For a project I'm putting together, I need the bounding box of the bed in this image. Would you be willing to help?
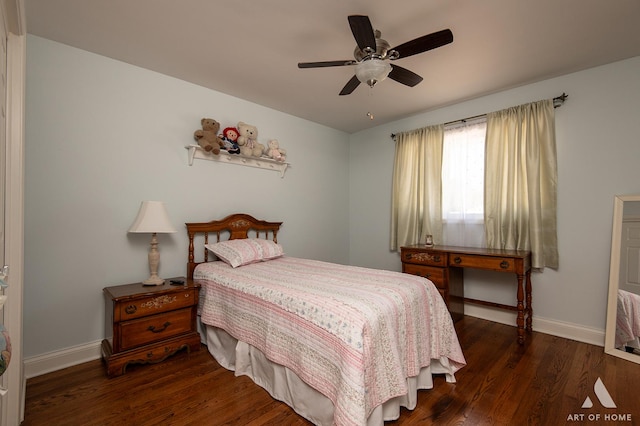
[186,213,466,426]
[616,289,640,352]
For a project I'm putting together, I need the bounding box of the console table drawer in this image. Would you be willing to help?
[119,307,193,351]
[449,254,516,272]
[402,250,446,267]
[402,264,446,288]
[401,246,464,322]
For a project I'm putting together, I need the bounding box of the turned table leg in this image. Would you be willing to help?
[525,270,532,332]
[516,273,525,345]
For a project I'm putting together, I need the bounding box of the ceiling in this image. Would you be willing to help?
[25,0,640,133]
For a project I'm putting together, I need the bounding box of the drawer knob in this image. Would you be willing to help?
[148,321,171,333]
[125,305,137,315]
[453,257,462,264]
[500,261,509,269]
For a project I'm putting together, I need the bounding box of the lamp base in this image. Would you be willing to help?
[142,274,166,286]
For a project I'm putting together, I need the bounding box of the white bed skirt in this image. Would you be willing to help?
[203,323,457,426]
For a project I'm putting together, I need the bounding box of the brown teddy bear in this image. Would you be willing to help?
[193,118,223,154]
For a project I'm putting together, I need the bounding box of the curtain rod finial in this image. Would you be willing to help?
[553,92,568,107]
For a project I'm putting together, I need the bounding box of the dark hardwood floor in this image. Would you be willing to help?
[22,316,640,425]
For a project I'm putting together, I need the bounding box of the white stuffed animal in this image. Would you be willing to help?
[265,139,286,162]
[236,121,264,157]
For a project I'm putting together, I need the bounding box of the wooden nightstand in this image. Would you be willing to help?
[101,277,201,377]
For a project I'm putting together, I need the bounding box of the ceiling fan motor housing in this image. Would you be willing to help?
[353,31,398,62]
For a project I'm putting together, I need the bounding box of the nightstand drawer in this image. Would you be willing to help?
[401,249,446,267]
[449,254,516,272]
[119,289,196,320]
[403,264,446,288]
[119,307,193,351]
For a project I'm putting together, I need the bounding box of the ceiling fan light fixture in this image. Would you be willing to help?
[355,59,392,88]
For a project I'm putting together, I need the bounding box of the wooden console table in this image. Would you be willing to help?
[401,245,532,344]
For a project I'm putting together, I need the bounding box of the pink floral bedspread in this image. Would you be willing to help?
[616,289,640,349]
[196,257,466,426]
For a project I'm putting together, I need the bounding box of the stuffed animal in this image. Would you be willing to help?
[218,127,240,154]
[193,118,223,155]
[236,121,264,157]
[265,139,286,162]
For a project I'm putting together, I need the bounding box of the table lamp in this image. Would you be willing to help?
[128,201,177,285]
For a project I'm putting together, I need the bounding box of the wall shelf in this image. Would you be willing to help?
[185,144,290,177]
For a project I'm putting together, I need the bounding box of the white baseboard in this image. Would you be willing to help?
[24,340,102,379]
[23,308,606,379]
[464,304,605,347]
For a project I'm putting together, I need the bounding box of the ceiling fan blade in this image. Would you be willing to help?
[388,64,423,87]
[339,75,361,96]
[390,29,453,59]
[348,15,376,52]
[298,60,356,68]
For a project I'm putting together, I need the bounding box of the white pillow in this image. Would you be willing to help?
[205,238,284,268]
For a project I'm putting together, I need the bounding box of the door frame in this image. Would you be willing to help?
[0,0,25,424]
[619,218,640,294]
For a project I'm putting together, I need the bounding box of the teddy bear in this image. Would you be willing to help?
[236,121,265,157]
[265,139,286,162]
[218,127,240,154]
[193,118,223,155]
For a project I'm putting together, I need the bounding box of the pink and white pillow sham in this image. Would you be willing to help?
[205,238,283,268]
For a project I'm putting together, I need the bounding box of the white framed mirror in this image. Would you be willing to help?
[604,194,640,364]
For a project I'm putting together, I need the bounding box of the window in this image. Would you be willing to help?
[391,99,558,268]
[441,119,486,247]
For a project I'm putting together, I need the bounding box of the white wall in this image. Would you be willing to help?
[25,32,640,363]
[349,56,640,340]
[24,35,350,358]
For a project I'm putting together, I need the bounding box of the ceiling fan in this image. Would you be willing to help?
[298,15,453,95]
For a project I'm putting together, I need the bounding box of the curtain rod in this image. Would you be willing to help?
[390,92,568,141]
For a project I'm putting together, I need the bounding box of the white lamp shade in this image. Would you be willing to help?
[128,201,177,234]
[355,59,392,87]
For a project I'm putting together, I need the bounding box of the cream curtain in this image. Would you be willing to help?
[484,99,559,269]
[390,125,444,250]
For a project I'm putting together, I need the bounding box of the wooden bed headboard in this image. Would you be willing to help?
[185,213,282,279]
